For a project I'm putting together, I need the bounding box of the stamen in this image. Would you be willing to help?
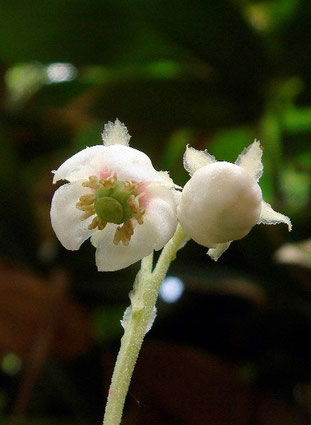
[79,194,95,204]
[102,175,116,189]
[113,220,134,246]
[127,195,145,225]
[124,181,139,192]
[80,210,95,220]
[82,176,101,190]
[88,216,107,230]
[88,216,99,229]
[98,221,107,230]
[77,175,146,240]
[76,203,95,211]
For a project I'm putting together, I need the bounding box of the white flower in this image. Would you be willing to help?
[177,141,292,261]
[50,119,178,271]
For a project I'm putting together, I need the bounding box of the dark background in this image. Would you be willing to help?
[0,1,310,424]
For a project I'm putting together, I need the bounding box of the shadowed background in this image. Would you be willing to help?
[0,1,311,424]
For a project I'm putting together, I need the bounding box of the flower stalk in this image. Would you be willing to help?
[103,224,188,425]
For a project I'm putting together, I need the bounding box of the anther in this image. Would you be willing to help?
[113,220,134,246]
[102,176,116,189]
[80,210,95,220]
[77,175,146,240]
[79,194,95,204]
[76,203,95,212]
[127,196,145,225]
[82,176,101,190]
[124,181,139,192]
[88,216,107,230]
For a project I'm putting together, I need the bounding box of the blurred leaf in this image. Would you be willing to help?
[0,0,134,65]
[280,0,311,79]
[27,80,92,111]
[260,110,282,165]
[92,78,250,136]
[92,306,124,343]
[281,165,311,210]
[161,128,193,169]
[259,109,283,202]
[284,107,311,133]
[0,1,185,67]
[81,61,185,85]
[138,0,267,91]
[5,63,47,106]
[244,0,300,33]
[257,160,275,204]
[73,121,103,151]
[268,0,301,30]
[208,127,254,162]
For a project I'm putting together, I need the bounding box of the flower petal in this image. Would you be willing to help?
[207,241,231,261]
[235,139,263,181]
[94,184,177,271]
[53,145,161,184]
[258,200,292,231]
[102,145,162,182]
[101,118,131,147]
[183,145,216,176]
[50,181,96,250]
[53,146,106,183]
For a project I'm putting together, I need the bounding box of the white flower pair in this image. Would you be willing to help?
[50,119,291,271]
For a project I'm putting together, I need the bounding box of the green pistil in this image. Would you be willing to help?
[94,180,137,225]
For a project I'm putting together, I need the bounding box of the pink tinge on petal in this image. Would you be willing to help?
[99,167,116,179]
[136,182,151,209]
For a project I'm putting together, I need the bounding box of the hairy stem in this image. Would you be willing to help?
[103,224,188,425]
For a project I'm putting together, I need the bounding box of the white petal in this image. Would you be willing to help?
[183,145,216,176]
[258,200,292,231]
[207,241,231,261]
[94,184,177,271]
[50,181,96,250]
[53,145,106,183]
[102,145,162,182]
[53,145,161,184]
[235,139,263,181]
[178,162,262,247]
[101,119,131,147]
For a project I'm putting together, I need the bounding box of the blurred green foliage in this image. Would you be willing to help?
[0,0,311,423]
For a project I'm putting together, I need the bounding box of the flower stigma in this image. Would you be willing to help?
[76,175,146,246]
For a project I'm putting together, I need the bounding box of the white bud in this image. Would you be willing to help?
[177,161,262,247]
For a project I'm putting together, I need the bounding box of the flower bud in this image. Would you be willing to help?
[177,161,262,247]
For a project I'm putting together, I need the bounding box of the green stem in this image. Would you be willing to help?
[103,224,188,425]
